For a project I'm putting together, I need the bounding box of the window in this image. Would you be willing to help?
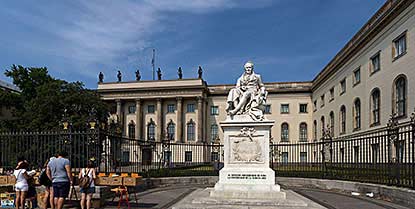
[340,106,346,135]
[300,152,307,163]
[167,121,175,140]
[340,79,346,95]
[187,119,195,141]
[313,100,317,112]
[147,119,155,141]
[264,105,271,114]
[281,104,289,114]
[299,104,308,113]
[282,152,288,163]
[164,151,171,165]
[353,68,361,86]
[320,95,325,107]
[313,120,317,141]
[281,123,289,142]
[185,151,192,162]
[320,116,325,138]
[210,106,219,115]
[187,103,195,113]
[394,76,407,117]
[393,32,407,59]
[299,123,308,142]
[167,104,175,113]
[329,87,334,101]
[371,89,380,126]
[147,105,155,113]
[128,105,136,114]
[329,111,334,137]
[370,52,381,74]
[211,124,218,142]
[128,122,135,139]
[353,98,361,131]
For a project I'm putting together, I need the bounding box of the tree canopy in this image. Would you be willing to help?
[0,65,109,131]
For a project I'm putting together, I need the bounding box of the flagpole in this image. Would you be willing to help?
[152,49,155,80]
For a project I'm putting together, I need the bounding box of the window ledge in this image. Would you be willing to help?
[370,122,381,127]
[340,91,345,96]
[393,51,407,62]
[353,81,360,87]
[353,128,361,132]
[370,69,380,76]
[299,112,308,114]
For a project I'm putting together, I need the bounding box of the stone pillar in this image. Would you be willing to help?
[197,96,204,142]
[135,99,142,140]
[116,99,122,123]
[176,97,183,142]
[156,98,163,141]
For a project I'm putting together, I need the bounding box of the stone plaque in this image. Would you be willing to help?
[229,134,263,163]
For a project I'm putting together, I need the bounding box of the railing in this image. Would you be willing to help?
[0,114,414,189]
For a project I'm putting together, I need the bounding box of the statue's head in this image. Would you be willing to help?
[244,61,254,75]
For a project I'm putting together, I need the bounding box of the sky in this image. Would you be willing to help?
[0,0,386,89]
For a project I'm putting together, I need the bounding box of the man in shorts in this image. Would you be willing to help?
[47,151,72,209]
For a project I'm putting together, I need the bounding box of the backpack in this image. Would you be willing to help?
[39,169,52,187]
[79,169,92,189]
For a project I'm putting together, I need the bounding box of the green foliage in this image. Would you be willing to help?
[1,65,109,131]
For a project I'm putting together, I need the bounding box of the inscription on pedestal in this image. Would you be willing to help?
[229,127,264,164]
[227,173,266,180]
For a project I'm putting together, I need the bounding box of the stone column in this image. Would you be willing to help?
[176,97,183,143]
[135,99,142,140]
[197,96,204,142]
[116,99,122,123]
[156,98,163,142]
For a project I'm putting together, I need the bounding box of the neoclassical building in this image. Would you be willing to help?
[98,0,415,144]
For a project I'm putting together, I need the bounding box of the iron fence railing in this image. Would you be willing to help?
[0,114,414,189]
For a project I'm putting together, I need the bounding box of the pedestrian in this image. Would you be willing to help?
[39,159,54,209]
[46,151,72,209]
[78,160,97,209]
[14,159,31,209]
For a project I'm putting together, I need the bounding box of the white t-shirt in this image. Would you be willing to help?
[81,168,95,187]
[13,169,28,186]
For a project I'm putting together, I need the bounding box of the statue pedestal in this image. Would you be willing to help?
[210,115,285,199]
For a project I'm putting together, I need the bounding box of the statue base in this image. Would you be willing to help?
[210,115,285,200]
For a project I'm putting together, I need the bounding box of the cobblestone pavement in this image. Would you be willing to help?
[65,185,411,209]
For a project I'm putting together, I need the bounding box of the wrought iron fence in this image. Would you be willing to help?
[0,114,414,189]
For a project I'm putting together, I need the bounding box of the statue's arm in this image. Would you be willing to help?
[257,75,266,95]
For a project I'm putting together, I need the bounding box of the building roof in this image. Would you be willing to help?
[0,80,20,92]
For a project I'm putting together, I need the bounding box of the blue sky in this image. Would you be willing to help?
[0,0,385,89]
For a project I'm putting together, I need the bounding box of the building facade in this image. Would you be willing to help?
[97,0,415,145]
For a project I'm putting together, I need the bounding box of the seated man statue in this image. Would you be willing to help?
[226,61,267,120]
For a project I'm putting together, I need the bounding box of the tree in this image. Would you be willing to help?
[1,65,109,131]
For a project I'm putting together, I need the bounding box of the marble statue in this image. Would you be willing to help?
[226,61,267,121]
[135,69,141,81]
[178,67,183,79]
[157,68,162,80]
[98,72,104,83]
[117,70,122,82]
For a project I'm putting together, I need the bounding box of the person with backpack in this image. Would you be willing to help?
[47,151,72,209]
[78,160,96,209]
[14,159,31,209]
[40,158,54,209]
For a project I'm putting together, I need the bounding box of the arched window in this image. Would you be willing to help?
[371,88,381,126]
[329,111,334,137]
[211,124,218,142]
[147,119,155,141]
[128,121,135,139]
[187,119,195,141]
[167,120,175,141]
[299,123,307,142]
[281,123,289,142]
[393,76,407,117]
[340,105,346,134]
[353,98,361,130]
[320,116,325,138]
[313,120,317,141]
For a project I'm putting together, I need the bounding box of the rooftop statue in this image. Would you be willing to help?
[98,72,104,83]
[178,67,183,79]
[117,70,122,82]
[198,66,203,79]
[157,68,162,80]
[226,61,267,121]
[135,69,141,81]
